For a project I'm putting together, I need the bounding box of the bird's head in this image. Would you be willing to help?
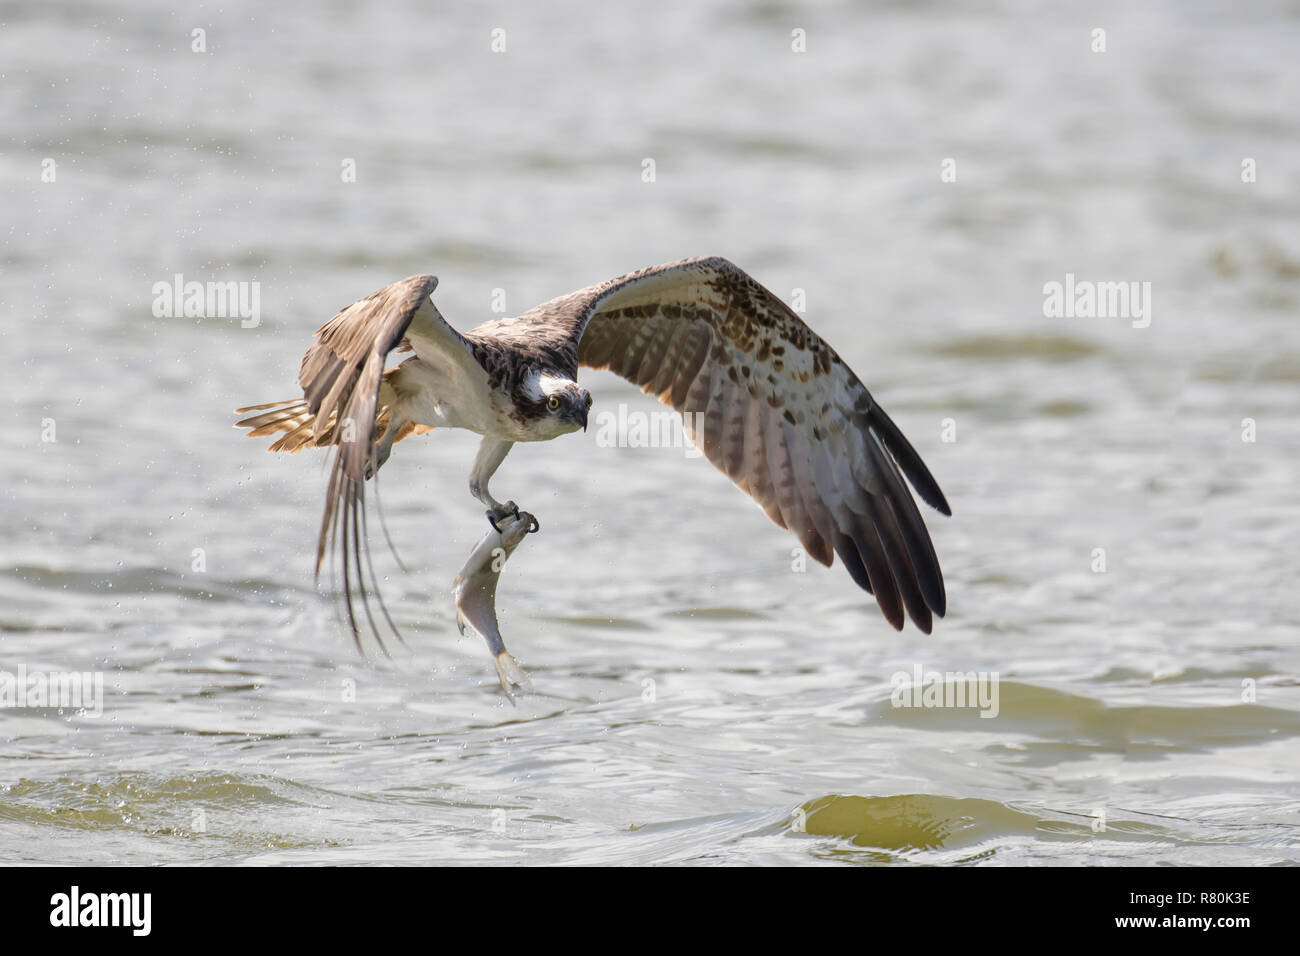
[528,370,592,434]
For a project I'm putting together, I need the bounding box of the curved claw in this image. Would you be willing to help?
[486,501,524,534]
[526,514,540,533]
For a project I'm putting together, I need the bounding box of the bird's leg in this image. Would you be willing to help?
[468,438,524,529]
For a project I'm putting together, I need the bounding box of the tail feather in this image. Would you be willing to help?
[235,399,333,453]
[235,392,425,455]
[234,399,307,430]
[272,414,337,453]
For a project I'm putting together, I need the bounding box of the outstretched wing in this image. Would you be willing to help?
[296,274,483,650]
[529,256,951,632]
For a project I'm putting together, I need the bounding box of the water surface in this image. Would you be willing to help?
[2,0,1298,864]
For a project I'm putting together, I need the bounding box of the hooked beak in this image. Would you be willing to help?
[578,406,588,431]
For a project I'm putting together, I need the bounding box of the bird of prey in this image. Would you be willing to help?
[236,256,950,654]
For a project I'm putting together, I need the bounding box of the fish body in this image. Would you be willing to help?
[453,511,535,698]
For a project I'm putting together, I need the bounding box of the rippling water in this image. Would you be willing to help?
[3,0,1299,864]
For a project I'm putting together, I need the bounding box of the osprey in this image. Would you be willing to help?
[237,256,951,653]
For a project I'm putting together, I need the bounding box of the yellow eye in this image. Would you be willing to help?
[547,396,560,411]
[585,394,593,408]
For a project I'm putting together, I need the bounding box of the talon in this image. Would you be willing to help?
[526,514,540,533]
[486,501,524,534]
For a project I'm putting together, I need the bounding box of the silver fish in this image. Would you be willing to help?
[453,510,536,700]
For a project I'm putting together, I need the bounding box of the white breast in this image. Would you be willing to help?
[395,356,508,438]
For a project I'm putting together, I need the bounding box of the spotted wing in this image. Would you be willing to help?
[539,256,951,631]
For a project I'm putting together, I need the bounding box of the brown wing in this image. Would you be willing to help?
[536,256,950,632]
[291,274,483,651]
